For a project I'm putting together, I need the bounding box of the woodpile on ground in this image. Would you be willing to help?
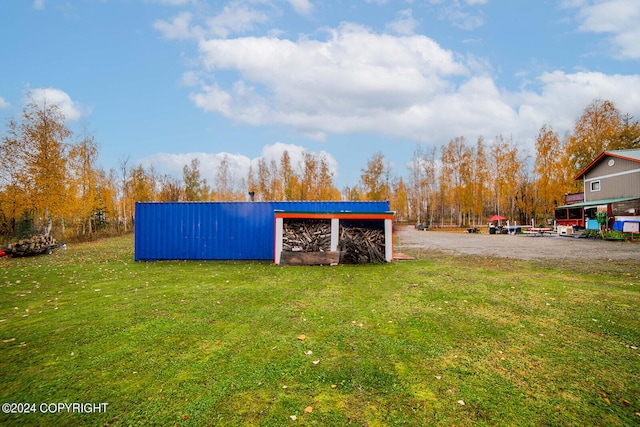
[339,226,385,264]
[282,221,331,252]
[4,235,59,257]
[280,220,386,265]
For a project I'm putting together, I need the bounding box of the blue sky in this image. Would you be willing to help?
[1,0,639,190]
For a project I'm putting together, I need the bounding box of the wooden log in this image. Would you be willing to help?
[282,221,331,253]
[281,220,386,264]
[339,226,385,263]
[4,235,58,257]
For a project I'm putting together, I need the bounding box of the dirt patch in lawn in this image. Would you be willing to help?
[394,226,640,262]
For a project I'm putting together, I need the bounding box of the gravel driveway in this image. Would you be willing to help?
[394,226,640,262]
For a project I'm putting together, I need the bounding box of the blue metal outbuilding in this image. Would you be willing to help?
[134,201,390,261]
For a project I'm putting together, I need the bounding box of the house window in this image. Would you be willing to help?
[590,180,601,192]
[569,208,583,219]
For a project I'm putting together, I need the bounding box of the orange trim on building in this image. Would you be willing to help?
[275,212,395,220]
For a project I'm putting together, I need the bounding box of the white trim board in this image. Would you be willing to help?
[585,168,640,182]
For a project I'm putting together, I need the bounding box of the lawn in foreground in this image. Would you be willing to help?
[0,235,638,426]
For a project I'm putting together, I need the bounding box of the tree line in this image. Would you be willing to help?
[1,94,638,242]
[392,99,639,227]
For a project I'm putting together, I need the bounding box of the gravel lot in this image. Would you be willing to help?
[394,226,640,262]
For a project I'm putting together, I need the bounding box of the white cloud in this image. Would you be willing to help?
[146,0,192,5]
[181,70,203,87]
[439,5,485,30]
[287,0,313,16]
[33,0,44,10]
[571,0,640,59]
[206,3,270,38]
[153,1,313,42]
[154,2,271,40]
[427,0,486,30]
[141,151,250,186]
[259,142,338,177]
[28,88,88,121]
[386,9,419,35]
[192,23,468,134]
[190,81,269,126]
[0,97,9,109]
[140,142,338,185]
[190,84,232,115]
[560,0,587,8]
[185,20,640,151]
[515,71,640,134]
[154,12,199,40]
[150,3,640,162]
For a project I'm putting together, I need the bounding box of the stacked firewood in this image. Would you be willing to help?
[4,235,58,257]
[281,220,386,264]
[339,227,385,264]
[282,221,331,252]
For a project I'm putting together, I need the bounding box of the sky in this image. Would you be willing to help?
[1,0,640,190]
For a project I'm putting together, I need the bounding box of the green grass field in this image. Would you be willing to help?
[1,235,638,426]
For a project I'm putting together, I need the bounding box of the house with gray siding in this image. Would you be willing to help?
[577,149,640,202]
[555,149,640,230]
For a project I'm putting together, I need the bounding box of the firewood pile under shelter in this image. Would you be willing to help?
[275,211,394,265]
[339,226,386,263]
[282,220,331,253]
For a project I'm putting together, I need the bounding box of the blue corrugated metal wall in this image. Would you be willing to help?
[134,201,390,261]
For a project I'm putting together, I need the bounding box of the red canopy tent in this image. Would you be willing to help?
[487,215,507,222]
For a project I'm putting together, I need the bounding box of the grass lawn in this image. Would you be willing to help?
[1,235,639,426]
